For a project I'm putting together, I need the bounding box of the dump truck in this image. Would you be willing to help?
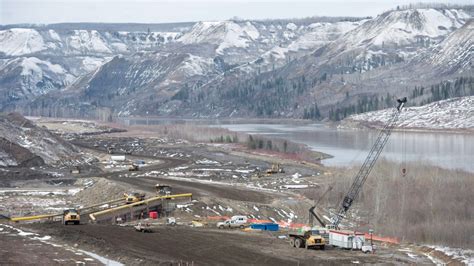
[289,227,327,249]
[124,192,145,204]
[266,163,284,175]
[107,147,115,154]
[155,184,172,195]
[62,209,80,225]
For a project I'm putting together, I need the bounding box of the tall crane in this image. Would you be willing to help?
[328,97,407,228]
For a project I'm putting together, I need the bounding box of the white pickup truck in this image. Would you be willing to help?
[134,223,152,233]
[217,215,248,229]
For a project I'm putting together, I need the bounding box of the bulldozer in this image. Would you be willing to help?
[124,192,146,204]
[266,163,285,175]
[128,164,139,171]
[62,209,80,225]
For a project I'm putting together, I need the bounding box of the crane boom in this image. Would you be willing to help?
[330,97,407,228]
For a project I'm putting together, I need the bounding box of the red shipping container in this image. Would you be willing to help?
[149,211,158,219]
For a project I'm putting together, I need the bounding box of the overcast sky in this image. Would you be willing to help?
[1,0,472,25]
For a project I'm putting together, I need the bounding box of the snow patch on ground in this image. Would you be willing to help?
[79,250,124,266]
[179,54,214,76]
[0,188,82,196]
[196,159,220,165]
[428,245,474,265]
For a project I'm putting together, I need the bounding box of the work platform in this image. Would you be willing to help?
[89,193,192,223]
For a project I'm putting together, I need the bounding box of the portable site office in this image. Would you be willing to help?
[329,230,366,249]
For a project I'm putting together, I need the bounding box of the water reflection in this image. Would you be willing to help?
[120,118,474,172]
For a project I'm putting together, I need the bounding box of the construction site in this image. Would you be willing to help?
[1,99,472,265]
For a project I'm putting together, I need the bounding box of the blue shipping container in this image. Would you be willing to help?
[250,223,279,231]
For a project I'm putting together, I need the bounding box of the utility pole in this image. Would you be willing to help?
[369,229,374,253]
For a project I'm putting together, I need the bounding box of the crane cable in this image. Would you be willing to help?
[401,111,407,177]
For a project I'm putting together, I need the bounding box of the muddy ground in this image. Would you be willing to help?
[23,223,430,265]
[0,224,103,265]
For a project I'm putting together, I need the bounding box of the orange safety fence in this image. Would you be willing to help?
[206,216,229,220]
[364,233,399,244]
[248,218,272,223]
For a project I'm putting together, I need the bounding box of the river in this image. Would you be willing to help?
[121,118,474,173]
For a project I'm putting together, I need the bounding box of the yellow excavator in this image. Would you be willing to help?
[124,192,146,204]
[266,163,285,175]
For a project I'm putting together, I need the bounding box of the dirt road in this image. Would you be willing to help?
[24,223,427,265]
[112,174,275,204]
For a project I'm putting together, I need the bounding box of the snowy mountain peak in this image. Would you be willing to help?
[0,28,47,56]
[178,21,260,53]
[348,8,470,47]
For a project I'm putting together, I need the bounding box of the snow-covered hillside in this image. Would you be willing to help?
[0,28,183,57]
[0,113,83,166]
[345,97,474,131]
[429,20,474,74]
[178,19,363,67]
[347,8,469,48]
[258,20,364,68]
[0,57,76,100]
[0,29,47,56]
[315,8,471,73]
[0,6,472,119]
[179,21,260,53]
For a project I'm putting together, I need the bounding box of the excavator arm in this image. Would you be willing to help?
[330,97,407,228]
[309,206,326,227]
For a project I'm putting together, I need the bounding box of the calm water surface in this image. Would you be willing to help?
[122,118,474,172]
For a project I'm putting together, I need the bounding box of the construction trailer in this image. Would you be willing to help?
[329,230,365,249]
[111,155,126,162]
